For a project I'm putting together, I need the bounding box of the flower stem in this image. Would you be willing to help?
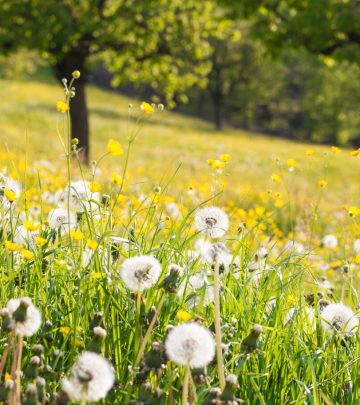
[15,335,23,404]
[213,260,225,390]
[135,291,142,355]
[0,332,13,380]
[135,294,166,367]
[182,364,191,405]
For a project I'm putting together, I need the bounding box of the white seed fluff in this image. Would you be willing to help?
[62,351,115,402]
[321,303,358,336]
[194,206,229,239]
[322,234,338,249]
[165,322,215,368]
[120,255,162,292]
[6,297,41,337]
[353,239,360,255]
[47,208,77,231]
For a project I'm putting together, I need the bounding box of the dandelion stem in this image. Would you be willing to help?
[135,291,142,354]
[0,332,13,380]
[15,335,23,404]
[213,260,225,390]
[135,294,166,367]
[182,364,190,405]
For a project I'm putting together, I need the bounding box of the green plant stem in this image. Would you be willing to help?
[213,260,225,390]
[0,332,13,380]
[135,294,166,367]
[182,364,191,405]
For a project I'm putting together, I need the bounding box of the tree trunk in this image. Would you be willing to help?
[212,93,224,131]
[53,53,89,163]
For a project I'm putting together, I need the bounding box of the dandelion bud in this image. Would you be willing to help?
[158,104,164,110]
[220,374,239,402]
[153,186,161,194]
[102,194,110,207]
[72,70,80,79]
[89,311,104,331]
[128,103,133,108]
[62,78,67,85]
[159,264,182,293]
[202,387,222,405]
[36,376,46,402]
[318,299,330,311]
[25,356,41,379]
[144,342,166,370]
[22,383,38,405]
[86,326,107,353]
[192,367,208,385]
[241,324,263,353]
[43,320,54,342]
[32,344,44,356]
[0,380,13,402]
[72,138,79,146]
[70,90,76,98]
[343,264,349,274]
[0,308,12,332]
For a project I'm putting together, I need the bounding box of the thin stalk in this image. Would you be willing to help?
[15,335,23,404]
[182,364,191,405]
[213,260,225,390]
[135,291,142,355]
[135,294,166,367]
[0,332,14,379]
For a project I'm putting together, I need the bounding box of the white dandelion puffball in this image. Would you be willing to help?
[62,351,115,402]
[47,208,76,231]
[322,234,338,249]
[195,206,229,239]
[353,239,360,255]
[165,322,215,368]
[283,241,305,255]
[120,255,162,292]
[321,303,358,336]
[6,297,41,337]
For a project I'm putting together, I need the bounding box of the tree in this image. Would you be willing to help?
[0,0,217,161]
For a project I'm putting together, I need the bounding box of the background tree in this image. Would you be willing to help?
[0,0,217,161]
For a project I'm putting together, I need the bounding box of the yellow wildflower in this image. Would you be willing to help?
[287,294,297,306]
[5,241,23,252]
[331,146,341,154]
[271,173,281,183]
[348,206,360,217]
[34,236,47,246]
[305,149,314,156]
[274,199,284,208]
[24,220,39,232]
[177,310,192,322]
[4,373,11,382]
[56,101,69,113]
[70,229,84,241]
[87,239,98,251]
[212,160,226,170]
[220,153,232,163]
[59,326,71,335]
[350,148,360,156]
[107,139,123,156]
[111,172,122,185]
[141,101,155,115]
[89,182,101,193]
[318,180,328,188]
[206,159,215,166]
[4,188,16,202]
[21,249,34,260]
[287,159,297,169]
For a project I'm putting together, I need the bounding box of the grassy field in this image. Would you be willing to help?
[0,75,360,404]
[1,77,359,210]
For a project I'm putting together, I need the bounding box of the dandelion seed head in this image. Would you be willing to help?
[62,351,115,402]
[120,255,161,291]
[47,208,77,231]
[6,297,41,337]
[321,303,358,336]
[195,206,229,239]
[322,234,338,249]
[165,322,215,368]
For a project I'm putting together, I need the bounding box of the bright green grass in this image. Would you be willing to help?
[0,76,359,405]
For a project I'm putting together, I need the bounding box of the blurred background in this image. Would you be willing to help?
[0,0,359,163]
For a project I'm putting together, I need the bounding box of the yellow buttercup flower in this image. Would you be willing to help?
[287,294,297,306]
[331,146,341,154]
[111,172,122,185]
[89,182,101,193]
[206,159,215,166]
[59,326,71,335]
[107,139,123,156]
[350,148,360,157]
[87,239,98,251]
[24,220,39,232]
[34,236,47,246]
[5,241,23,252]
[56,101,69,113]
[70,229,84,241]
[318,180,328,188]
[4,188,16,202]
[177,310,192,322]
[220,153,232,163]
[212,160,226,170]
[141,101,155,115]
[271,173,281,183]
[21,249,34,260]
[287,159,297,169]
